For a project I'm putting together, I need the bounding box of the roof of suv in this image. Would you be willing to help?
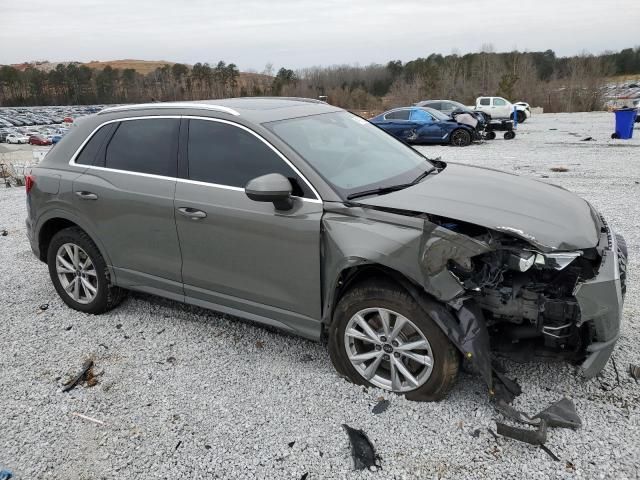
[98,97,342,124]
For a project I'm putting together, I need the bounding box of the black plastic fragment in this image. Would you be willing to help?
[372,399,390,415]
[288,441,295,448]
[342,424,379,470]
[0,229,7,236]
[533,397,582,429]
[496,419,547,445]
[39,303,49,311]
[492,368,522,404]
[494,399,541,426]
[300,473,308,480]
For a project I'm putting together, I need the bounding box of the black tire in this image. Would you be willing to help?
[504,131,516,140]
[517,111,526,123]
[484,131,496,140]
[611,133,619,139]
[47,226,125,314]
[328,281,460,401]
[450,129,472,147]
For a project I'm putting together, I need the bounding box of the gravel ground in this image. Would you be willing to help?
[0,112,639,479]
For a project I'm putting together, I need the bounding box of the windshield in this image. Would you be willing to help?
[265,111,433,198]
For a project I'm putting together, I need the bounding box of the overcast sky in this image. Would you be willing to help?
[2,0,638,71]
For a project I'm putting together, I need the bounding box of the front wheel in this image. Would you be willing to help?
[450,129,472,147]
[329,281,459,401]
[504,131,516,140]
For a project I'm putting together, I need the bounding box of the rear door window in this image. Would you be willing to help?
[186,119,312,198]
[479,98,490,106]
[104,118,179,176]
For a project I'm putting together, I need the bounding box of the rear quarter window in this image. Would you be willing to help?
[74,123,117,165]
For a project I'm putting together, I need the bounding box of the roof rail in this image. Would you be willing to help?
[251,96,327,104]
[98,102,240,116]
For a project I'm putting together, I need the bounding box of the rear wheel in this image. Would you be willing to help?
[450,129,472,147]
[47,227,124,314]
[329,281,459,401]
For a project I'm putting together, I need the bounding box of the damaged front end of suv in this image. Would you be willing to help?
[323,163,627,401]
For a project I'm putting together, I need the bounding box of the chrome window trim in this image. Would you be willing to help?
[99,103,240,116]
[68,115,322,204]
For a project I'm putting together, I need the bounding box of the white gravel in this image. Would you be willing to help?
[0,111,639,479]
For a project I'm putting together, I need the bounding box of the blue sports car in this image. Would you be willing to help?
[370,107,477,146]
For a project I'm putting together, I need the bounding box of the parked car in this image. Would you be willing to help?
[6,133,29,144]
[472,97,530,123]
[51,134,63,144]
[29,135,52,146]
[415,99,472,116]
[369,107,477,146]
[26,99,626,401]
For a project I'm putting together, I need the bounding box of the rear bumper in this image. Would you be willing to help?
[575,229,625,377]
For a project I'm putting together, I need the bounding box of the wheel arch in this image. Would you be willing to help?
[324,263,440,328]
[37,211,117,282]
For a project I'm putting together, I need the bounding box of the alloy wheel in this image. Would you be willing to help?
[55,243,98,304]
[343,307,434,392]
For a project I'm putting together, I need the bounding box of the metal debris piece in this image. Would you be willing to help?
[39,303,49,311]
[371,399,390,415]
[540,444,560,461]
[550,166,569,172]
[255,340,264,349]
[342,424,379,470]
[496,419,547,445]
[533,397,582,429]
[62,360,94,392]
[629,364,640,381]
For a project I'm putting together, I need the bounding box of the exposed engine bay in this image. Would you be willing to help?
[433,216,618,367]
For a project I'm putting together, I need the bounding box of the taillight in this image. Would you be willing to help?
[25,174,35,194]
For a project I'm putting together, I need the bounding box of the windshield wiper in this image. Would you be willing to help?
[346,168,435,201]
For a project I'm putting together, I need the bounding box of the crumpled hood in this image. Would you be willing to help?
[356,162,599,251]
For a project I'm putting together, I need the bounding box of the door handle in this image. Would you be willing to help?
[75,191,98,200]
[177,207,207,219]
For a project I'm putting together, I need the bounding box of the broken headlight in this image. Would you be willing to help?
[507,251,536,272]
[535,251,582,270]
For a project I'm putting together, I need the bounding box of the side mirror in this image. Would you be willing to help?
[245,173,293,211]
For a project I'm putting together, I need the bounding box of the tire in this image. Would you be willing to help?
[517,111,526,123]
[450,129,472,147]
[47,226,125,314]
[328,281,460,401]
[484,131,496,140]
[504,131,516,140]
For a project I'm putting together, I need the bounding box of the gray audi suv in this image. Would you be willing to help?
[26,98,626,401]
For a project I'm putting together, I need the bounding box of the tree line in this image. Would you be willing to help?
[1,46,639,112]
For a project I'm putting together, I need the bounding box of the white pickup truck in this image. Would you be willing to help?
[472,96,531,123]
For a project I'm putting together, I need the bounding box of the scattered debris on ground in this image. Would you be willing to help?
[0,229,7,237]
[550,166,569,172]
[62,359,96,392]
[70,412,107,426]
[630,364,640,381]
[582,137,595,141]
[255,340,264,349]
[371,399,390,415]
[342,424,380,471]
[39,304,48,311]
[494,397,582,448]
